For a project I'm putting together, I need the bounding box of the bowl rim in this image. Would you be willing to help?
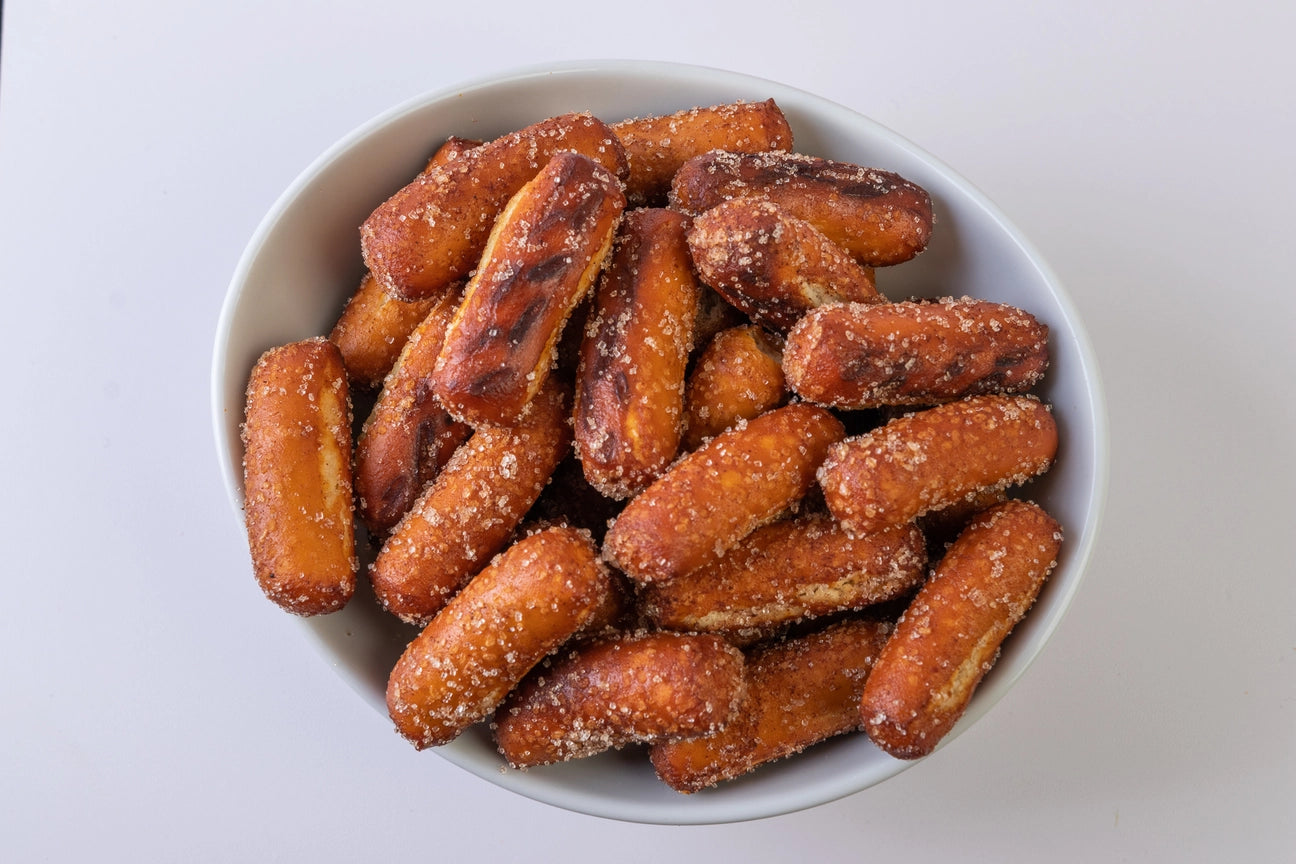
[211,58,1109,825]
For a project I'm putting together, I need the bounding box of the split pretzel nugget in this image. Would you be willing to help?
[386,525,615,749]
[574,208,700,499]
[242,338,356,616]
[433,151,626,428]
[652,617,894,792]
[494,630,745,768]
[603,402,845,585]
[368,378,570,625]
[670,150,933,267]
[687,199,883,332]
[860,500,1063,759]
[352,288,470,537]
[784,297,1050,409]
[611,98,793,205]
[818,394,1058,537]
[681,324,788,450]
[640,513,926,639]
[361,113,628,301]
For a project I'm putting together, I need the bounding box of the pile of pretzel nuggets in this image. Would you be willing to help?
[241,99,1064,792]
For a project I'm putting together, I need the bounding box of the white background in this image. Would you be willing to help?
[2,1,1293,861]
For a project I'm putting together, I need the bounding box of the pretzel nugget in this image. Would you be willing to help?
[575,208,700,499]
[361,113,628,301]
[242,338,356,615]
[641,514,926,637]
[682,324,787,450]
[818,394,1058,537]
[329,272,440,389]
[670,150,933,267]
[611,98,793,205]
[494,631,745,768]
[784,298,1050,409]
[860,500,1063,759]
[432,152,626,427]
[603,403,845,585]
[386,526,614,749]
[353,289,471,536]
[419,136,482,176]
[369,379,570,625]
[651,617,893,792]
[687,199,882,331]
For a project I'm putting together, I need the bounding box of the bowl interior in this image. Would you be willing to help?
[212,59,1107,825]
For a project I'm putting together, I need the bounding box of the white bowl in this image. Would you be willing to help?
[211,59,1108,825]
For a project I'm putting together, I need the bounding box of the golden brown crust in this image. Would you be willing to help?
[386,526,613,749]
[640,514,926,636]
[432,152,626,427]
[784,298,1050,409]
[574,208,700,499]
[328,272,441,389]
[494,631,745,768]
[670,150,933,267]
[682,324,787,450]
[368,379,571,625]
[611,99,793,205]
[242,338,356,615]
[602,403,846,585]
[687,199,882,331]
[361,113,629,301]
[353,289,471,537]
[860,500,1063,759]
[818,394,1058,537]
[651,617,893,792]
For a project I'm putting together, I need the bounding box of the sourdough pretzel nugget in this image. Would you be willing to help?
[687,199,882,331]
[784,298,1050,409]
[818,394,1058,537]
[603,403,845,585]
[670,150,933,267]
[574,208,700,499]
[861,500,1063,759]
[242,338,356,616]
[651,617,893,792]
[640,514,926,637]
[419,136,482,176]
[432,152,626,428]
[611,98,793,205]
[494,631,746,768]
[329,272,440,389]
[682,324,788,450]
[386,525,614,749]
[368,379,570,625]
[353,288,470,537]
[361,113,628,301]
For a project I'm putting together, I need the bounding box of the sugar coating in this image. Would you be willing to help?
[860,500,1062,759]
[386,526,613,750]
[641,514,927,635]
[494,630,745,767]
[669,149,933,267]
[818,394,1057,536]
[603,403,845,584]
[785,297,1050,408]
